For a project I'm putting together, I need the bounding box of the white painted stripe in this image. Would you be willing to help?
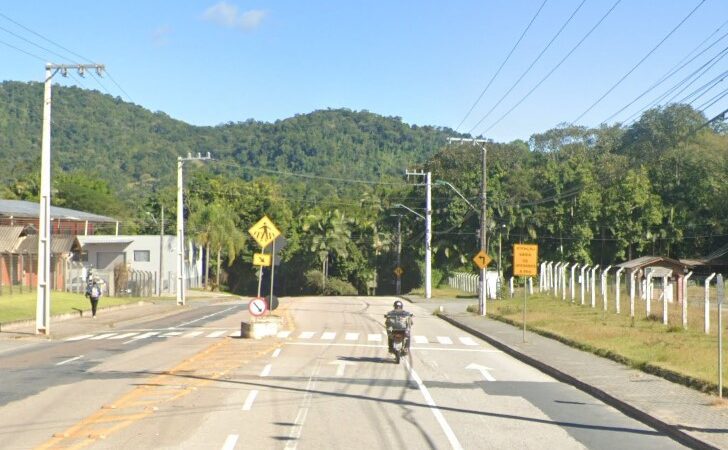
[413,335,428,344]
[242,390,259,411]
[320,332,336,340]
[284,407,309,450]
[229,330,242,337]
[299,331,315,339]
[367,333,382,342]
[109,333,139,340]
[56,355,83,366]
[123,331,159,344]
[286,342,500,352]
[65,334,94,341]
[272,348,282,358]
[221,434,239,450]
[90,333,117,340]
[345,332,359,341]
[459,337,478,346]
[177,305,238,327]
[260,364,272,377]
[206,330,228,338]
[436,336,453,345]
[406,360,463,450]
[182,331,204,338]
[161,332,183,337]
[277,330,291,338]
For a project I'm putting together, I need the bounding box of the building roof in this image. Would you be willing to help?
[616,256,688,270]
[0,226,24,253]
[14,235,80,254]
[77,236,134,245]
[0,199,117,223]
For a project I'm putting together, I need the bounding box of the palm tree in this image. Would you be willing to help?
[208,207,246,290]
[302,209,352,290]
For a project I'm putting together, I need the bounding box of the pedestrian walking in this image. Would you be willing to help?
[85,273,102,318]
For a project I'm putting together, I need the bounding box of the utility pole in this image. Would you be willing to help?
[176,152,212,305]
[394,214,402,295]
[405,170,432,299]
[447,137,488,315]
[36,63,104,335]
[159,206,164,297]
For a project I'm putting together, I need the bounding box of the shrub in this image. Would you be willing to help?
[303,270,358,295]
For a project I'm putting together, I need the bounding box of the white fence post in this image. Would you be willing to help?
[630,271,636,318]
[662,275,669,325]
[509,276,514,298]
[570,263,578,302]
[580,265,589,305]
[539,262,546,292]
[561,263,567,301]
[683,271,692,330]
[705,273,716,334]
[528,277,533,294]
[646,272,654,317]
[601,265,612,311]
[590,265,599,308]
[615,267,624,314]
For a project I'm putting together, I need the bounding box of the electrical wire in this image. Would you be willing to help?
[481,0,622,134]
[454,0,548,132]
[572,0,706,125]
[468,0,587,135]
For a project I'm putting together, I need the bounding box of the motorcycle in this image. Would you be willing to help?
[390,329,409,364]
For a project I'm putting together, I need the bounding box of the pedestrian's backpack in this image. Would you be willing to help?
[90,285,100,298]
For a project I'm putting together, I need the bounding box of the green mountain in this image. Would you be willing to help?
[0,80,450,192]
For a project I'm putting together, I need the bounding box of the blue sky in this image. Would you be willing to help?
[1,1,727,142]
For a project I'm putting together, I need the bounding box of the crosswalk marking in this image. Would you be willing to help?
[206,330,227,338]
[109,332,139,340]
[183,331,204,338]
[65,334,94,341]
[321,332,336,340]
[131,331,159,340]
[436,336,453,345]
[229,330,242,338]
[161,331,183,337]
[368,333,382,342]
[299,331,315,339]
[345,332,359,341]
[459,337,478,346]
[277,331,292,338]
[90,333,117,340]
[413,335,428,344]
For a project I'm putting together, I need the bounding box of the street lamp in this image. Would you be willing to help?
[434,180,479,217]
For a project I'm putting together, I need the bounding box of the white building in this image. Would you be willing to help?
[76,235,202,295]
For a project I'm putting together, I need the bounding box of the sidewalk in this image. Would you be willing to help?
[427,302,728,450]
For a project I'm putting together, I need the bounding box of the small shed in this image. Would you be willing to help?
[616,256,690,303]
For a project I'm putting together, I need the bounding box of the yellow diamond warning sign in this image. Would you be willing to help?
[248,216,281,248]
[473,250,491,270]
[394,267,404,277]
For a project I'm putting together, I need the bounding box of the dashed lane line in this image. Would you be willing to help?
[221,434,239,450]
[242,390,259,411]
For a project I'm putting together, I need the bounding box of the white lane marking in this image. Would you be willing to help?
[182,331,204,338]
[286,342,500,352]
[260,364,272,377]
[65,334,94,341]
[272,348,281,358]
[221,434,239,450]
[206,330,228,338]
[109,333,139,340]
[459,337,478,346]
[413,335,428,344]
[90,333,117,340]
[466,363,496,381]
[329,360,356,377]
[123,331,159,344]
[367,333,382,342]
[436,336,453,345]
[284,361,321,450]
[56,355,83,366]
[405,360,463,450]
[177,305,237,327]
[320,331,336,340]
[161,331,183,337]
[229,330,242,337]
[299,331,315,339]
[345,332,359,341]
[242,390,259,411]
[277,331,291,338]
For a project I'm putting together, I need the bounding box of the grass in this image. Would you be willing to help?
[407,286,477,299]
[485,288,727,395]
[0,291,163,323]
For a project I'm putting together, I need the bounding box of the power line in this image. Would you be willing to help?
[482,0,622,134]
[469,0,587,135]
[572,0,706,125]
[0,35,45,60]
[454,0,548,132]
[697,88,728,111]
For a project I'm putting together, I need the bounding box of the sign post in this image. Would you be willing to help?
[248,216,282,301]
[472,250,492,316]
[718,274,724,398]
[513,244,538,343]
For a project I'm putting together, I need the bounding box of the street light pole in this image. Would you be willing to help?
[447,137,488,316]
[36,63,104,335]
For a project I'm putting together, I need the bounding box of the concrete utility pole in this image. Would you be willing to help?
[405,170,432,299]
[447,137,488,314]
[396,215,402,295]
[159,206,164,297]
[36,63,104,335]
[176,152,212,305]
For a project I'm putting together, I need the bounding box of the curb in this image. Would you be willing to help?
[0,301,150,332]
[438,312,717,450]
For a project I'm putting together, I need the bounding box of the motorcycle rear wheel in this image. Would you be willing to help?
[395,353,401,364]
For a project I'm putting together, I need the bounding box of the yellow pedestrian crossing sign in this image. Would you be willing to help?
[394,267,404,277]
[473,250,491,270]
[248,216,281,248]
[253,253,271,266]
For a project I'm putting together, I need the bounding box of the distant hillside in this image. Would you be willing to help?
[0,81,451,192]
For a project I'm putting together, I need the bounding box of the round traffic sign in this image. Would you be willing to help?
[248,297,267,316]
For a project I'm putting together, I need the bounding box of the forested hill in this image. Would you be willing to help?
[0,80,450,190]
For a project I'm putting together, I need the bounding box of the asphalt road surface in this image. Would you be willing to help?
[0,296,686,449]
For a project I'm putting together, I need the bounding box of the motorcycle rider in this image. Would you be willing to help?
[385,300,413,354]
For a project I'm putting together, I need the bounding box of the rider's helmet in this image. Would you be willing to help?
[393,300,403,310]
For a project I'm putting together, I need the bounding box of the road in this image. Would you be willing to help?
[0,296,685,449]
